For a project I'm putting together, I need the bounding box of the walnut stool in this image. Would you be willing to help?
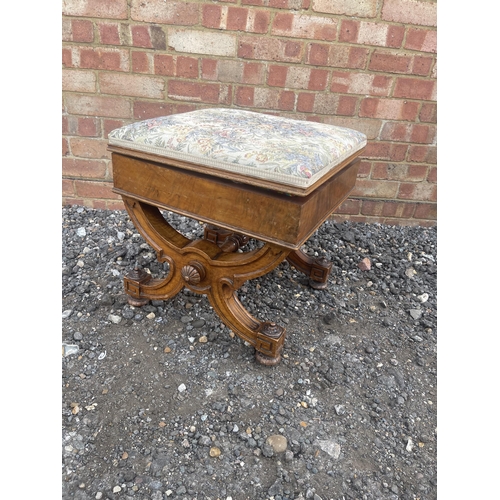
[108,108,366,365]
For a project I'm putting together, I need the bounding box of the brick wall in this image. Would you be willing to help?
[62,0,437,226]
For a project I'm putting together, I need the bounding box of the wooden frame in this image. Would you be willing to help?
[110,145,364,365]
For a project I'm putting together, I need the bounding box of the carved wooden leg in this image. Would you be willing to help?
[287,249,333,290]
[207,280,286,366]
[120,197,290,365]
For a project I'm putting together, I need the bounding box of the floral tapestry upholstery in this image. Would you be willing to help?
[108,108,367,189]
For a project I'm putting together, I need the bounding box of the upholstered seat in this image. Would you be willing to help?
[108,108,367,191]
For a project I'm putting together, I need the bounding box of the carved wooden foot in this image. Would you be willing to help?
[287,249,333,290]
[121,197,290,364]
[124,267,151,306]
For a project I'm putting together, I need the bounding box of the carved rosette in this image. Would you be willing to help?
[181,261,206,285]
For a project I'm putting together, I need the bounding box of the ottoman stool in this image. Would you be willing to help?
[108,108,366,365]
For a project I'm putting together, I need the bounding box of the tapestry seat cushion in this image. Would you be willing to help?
[108,108,367,189]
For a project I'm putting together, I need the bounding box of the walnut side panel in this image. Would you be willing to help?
[297,159,360,243]
[112,153,304,248]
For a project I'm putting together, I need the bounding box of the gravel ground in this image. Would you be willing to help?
[62,205,437,500]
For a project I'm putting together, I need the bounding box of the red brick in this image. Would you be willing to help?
[75,180,119,200]
[62,48,72,67]
[251,88,295,111]
[62,116,69,135]
[372,163,427,182]
[309,69,328,90]
[339,20,358,43]
[131,25,152,48]
[337,96,357,116]
[407,165,429,181]
[268,65,288,87]
[361,200,384,216]
[71,20,94,42]
[380,123,436,144]
[371,162,399,180]
[69,138,110,159]
[364,142,408,161]
[336,198,361,215]
[419,102,437,123]
[63,137,70,156]
[411,124,436,144]
[64,116,100,137]
[285,41,302,59]
[98,23,121,45]
[297,94,337,114]
[407,145,437,164]
[202,5,222,28]
[360,98,419,121]
[306,43,369,69]
[347,47,370,68]
[269,0,287,6]
[278,91,295,110]
[63,158,107,178]
[272,12,293,32]
[412,56,433,76]
[176,56,198,78]
[242,62,265,84]
[104,119,128,137]
[380,200,416,219]
[357,160,371,178]
[427,167,437,183]
[103,200,126,211]
[131,1,199,25]
[238,36,303,63]
[369,51,411,73]
[62,179,75,197]
[154,54,175,76]
[168,81,232,105]
[386,25,405,48]
[250,10,270,33]
[297,93,315,113]
[133,102,196,121]
[201,59,218,80]
[397,182,437,202]
[379,123,411,142]
[65,95,131,119]
[394,78,435,100]
[132,51,151,73]
[79,47,129,71]
[307,43,329,66]
[227,7,248,30]
[100,73,165,99]
[405,28,437,53]
[235,86,255,107]
[413,202,437,220]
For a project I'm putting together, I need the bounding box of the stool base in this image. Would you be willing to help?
[121,197,333,365]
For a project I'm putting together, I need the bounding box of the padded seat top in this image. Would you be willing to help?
[108,108,366,190]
